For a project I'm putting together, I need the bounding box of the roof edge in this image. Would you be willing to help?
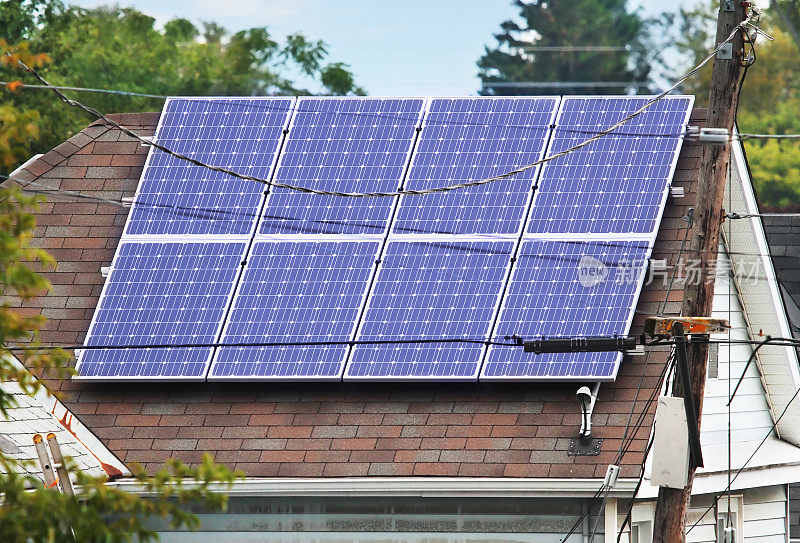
[108,476,640,498]
[727,136,800,445]
[3,354,129,478]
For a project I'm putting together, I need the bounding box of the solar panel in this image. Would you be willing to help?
[392,97,558,235]
[526,96,694,238]
[209,241,380,380]
[76,241,246,380]
[259,97,424,235]
[126,97,293,237]
[78,94,693,383]
[481,239,650,381]
[345,240,513,381]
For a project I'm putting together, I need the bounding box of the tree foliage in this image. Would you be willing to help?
[676,1,800,210]
[0,42,240,542]
[0,0,365,172]
[477,0,654,95]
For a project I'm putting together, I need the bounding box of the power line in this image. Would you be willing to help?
[0,81,166,99]
[598,219,692,541]
[5,79,798,141]
[520,45,646,52]
[1,79,687,136]
[7,173,800,266]
[482,81,651,89]
[6,21,746,200]
[5,337,516,353]
[6,336,800,355]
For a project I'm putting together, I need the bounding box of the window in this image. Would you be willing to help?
[716,496,743,543]
[631,520,652,543]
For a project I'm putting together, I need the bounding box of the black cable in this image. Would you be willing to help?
[587,209,693,541]
[7,335,800,356]
[617,424,659,542]
[10,172,800,265]
[0,79,697,137]
[4,337,518,353]
[727,335,774,405]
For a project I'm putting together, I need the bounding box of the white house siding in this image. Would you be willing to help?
[684,486,787,543]
[703,250,775,446]
[621,487,787,543]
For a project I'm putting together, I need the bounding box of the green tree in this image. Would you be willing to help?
[478,0,654,95]
[0,1,365,171]
[769,0,800,49]
[0,44,240,542]
[675,1,800,209]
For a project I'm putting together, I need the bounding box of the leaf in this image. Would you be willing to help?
[6,80,24,93]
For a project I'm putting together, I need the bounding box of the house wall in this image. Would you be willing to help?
[684,486,788,543]
[703,250,775,446]
[623,486,786,543]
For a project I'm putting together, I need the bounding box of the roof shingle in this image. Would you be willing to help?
[5,109,706,478]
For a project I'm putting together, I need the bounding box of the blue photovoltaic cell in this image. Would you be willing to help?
[482,240,649,380]
[260,98,424,235]
[76,242,245,380]
[346,240,513,380]
[210,241,380,380]
[126,97,293,236]
[526,96,693,237]
[393,97,557,235]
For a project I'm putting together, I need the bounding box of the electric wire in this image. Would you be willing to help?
[610,211,692,539]
[616,351,676,542]
[6,336,799,356]
[727,335,774,405]
[7,171,800,266]
[3,337,517,353]
[6,14,756,200]
[577,207,692,542]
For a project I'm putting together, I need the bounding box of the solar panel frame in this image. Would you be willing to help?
[75,240,247,381]
[480,238,652,381]
[123,96,295,239]
[344,238,515,382]
[208,239,382,381]
[525,95,694,242]
[391,96,560,237]
[258,97,426,236]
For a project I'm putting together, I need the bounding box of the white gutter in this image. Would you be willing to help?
[107,477,640,499]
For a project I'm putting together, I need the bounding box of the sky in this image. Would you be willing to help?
[68,0,694,96]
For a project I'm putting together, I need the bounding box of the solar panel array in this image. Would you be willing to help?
[77,95,694,382]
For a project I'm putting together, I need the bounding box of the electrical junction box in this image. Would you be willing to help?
[650,396,690,489]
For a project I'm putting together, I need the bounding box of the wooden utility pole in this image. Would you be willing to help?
[652,0,747,540]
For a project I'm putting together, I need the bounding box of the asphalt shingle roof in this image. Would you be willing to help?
[3,109,706,478]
